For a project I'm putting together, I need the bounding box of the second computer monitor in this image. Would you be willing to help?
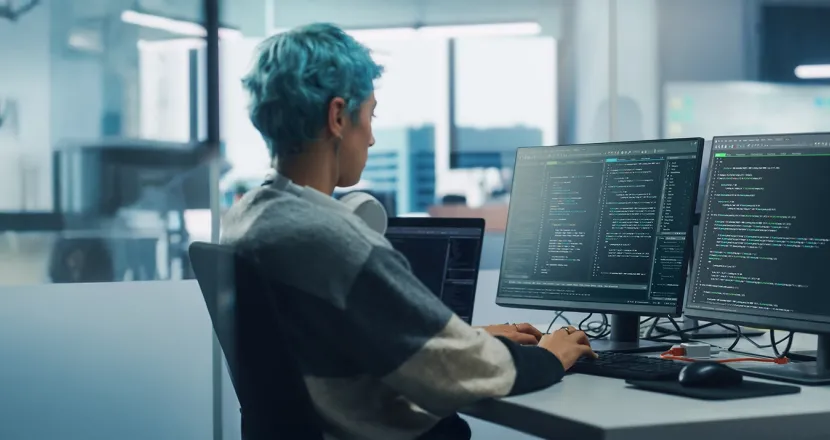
[686,133,830,385]
[496,138,704,351]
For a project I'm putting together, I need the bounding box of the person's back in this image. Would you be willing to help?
[224,23,596,440]
[221,180,486,438]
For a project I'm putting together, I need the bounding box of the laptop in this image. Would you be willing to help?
[385,217,486,324]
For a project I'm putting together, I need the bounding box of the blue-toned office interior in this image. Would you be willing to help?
[3,0,830,439]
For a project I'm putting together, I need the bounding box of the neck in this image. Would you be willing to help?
[277,149,338,195]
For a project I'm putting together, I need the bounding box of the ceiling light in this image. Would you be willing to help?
[794,64,830,80]
[121,10,243,39]
[137,38,206,51]
[419,22,542,38]
[271,22,542,42]
[68,28,104,53]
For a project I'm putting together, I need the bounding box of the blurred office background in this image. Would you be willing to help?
[2,0,830,438]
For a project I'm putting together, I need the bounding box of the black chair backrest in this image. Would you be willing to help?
[189,242,323,440]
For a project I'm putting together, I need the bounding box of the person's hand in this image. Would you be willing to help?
[481,323,543,345]
[538,326,598,370]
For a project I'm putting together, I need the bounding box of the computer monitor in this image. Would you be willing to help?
[496,138,704,352]
[386,218,486,324]
[686,132,830,385]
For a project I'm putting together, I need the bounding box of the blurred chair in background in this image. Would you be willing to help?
[48,237,115,283]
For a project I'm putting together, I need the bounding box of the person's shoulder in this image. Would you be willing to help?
[225,187,372,252]
[220,187,380,302]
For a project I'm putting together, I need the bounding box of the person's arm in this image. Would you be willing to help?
[339,245,569,416]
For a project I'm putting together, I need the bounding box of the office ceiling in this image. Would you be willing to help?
[62,0,557,39]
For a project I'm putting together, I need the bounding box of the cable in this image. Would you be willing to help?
[720,324,794,355]
[578,313,611,339]
[587,314,611,339]
[545,311,571,334]
[578,313,593,332]
[750,333,792,350]
[597,314,612,338]
[770,329,794,359]
[641,317,724,342]
[727,324,742,352]
[697,338,778,360]
[667,316,690,342]
[660,346,789,364]
[642,317,660,339]
[641,322,717,340]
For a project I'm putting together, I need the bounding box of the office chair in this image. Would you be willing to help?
[189,242,323,440]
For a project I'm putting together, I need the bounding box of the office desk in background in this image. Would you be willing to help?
[427,204,508,232]
[467,271,830,440]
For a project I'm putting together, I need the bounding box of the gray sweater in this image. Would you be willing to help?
[220,179,564,440]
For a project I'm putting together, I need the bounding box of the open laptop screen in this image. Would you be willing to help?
[385,218,485,324]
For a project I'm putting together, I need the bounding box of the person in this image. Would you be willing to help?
[221,23,596,440]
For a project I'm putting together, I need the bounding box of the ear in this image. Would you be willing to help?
[327,97,347,138]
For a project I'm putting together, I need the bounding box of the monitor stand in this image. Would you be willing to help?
[653,317,764,339]
[589,314,674,354]
[737,334,830,386]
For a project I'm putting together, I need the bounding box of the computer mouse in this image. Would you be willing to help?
[678,361,743,387]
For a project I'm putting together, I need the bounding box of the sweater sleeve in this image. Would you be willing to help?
[340,245,565,416]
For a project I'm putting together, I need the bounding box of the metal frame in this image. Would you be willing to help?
[447,39,458,168]
[608,0,618,142]
[202,0,223,439]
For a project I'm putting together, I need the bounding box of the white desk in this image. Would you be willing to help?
[465,272,830,440]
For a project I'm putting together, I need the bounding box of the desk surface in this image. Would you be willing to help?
[465,274,830,439]
[464,333,830,440]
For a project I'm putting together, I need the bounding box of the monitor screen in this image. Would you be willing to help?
[386,218,485,324]
[686,133,830,333]
[496,138,704,316]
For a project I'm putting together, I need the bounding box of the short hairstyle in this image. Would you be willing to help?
[242,23,384,158]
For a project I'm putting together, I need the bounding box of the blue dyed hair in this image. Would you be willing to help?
[242,23,384,159]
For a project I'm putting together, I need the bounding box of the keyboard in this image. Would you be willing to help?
[569,352,684,381]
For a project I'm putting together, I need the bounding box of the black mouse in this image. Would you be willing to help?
[678,361,743,387]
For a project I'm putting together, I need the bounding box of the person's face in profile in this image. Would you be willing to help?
[334,93,377,187]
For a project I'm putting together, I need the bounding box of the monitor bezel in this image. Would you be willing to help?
[684,132,830,335]
[495,137,705,317]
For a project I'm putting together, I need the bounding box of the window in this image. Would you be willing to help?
[0,1,215,284]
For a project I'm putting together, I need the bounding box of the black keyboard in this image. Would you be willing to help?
[569,352,684,381]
